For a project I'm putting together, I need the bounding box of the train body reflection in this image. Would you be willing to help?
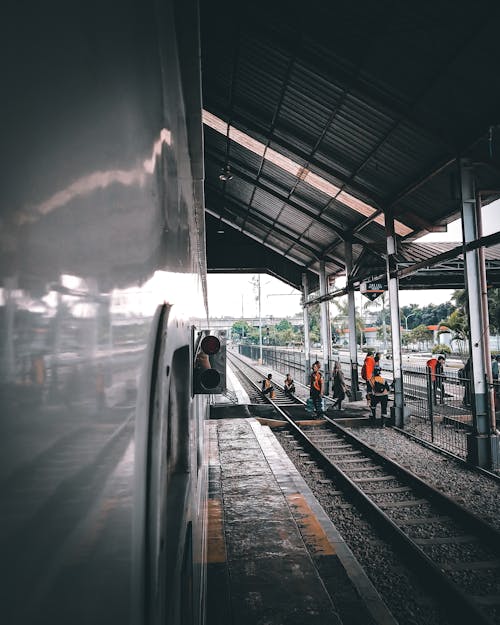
[0,1,208,623]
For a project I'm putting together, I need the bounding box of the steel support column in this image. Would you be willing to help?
[385,214,405,427]
[302,272,311,385]
[345,240,362,400]
[319,261,332,395]
[460,159,492,468]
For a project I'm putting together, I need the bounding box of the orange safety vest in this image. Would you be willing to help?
[311,371,322,392]
[426,358,438,381]
[369,375,388,395]
[363,356,375,380]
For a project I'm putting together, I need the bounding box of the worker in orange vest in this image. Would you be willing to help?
[261,373,276,399]
[309,360,325,416]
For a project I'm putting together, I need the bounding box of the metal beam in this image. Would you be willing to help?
[205,186,341,265]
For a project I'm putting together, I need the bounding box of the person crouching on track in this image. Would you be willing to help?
[310,361,325,416]
[284,373,296,396]
[262,373,276,399]
[367,366,390,425]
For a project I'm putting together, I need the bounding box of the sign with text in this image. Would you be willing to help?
[360,280,385,301]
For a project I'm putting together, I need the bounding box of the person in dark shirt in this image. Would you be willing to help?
[284,373,296,396]
[367,366,390,424]
[262,373,275,399]
[435,355,446,404]
[332,361,347,411]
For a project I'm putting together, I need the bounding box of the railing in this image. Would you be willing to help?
[237,344,352,384]
[402,367,472,460]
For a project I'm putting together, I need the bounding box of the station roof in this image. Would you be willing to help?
[201,0,500,294]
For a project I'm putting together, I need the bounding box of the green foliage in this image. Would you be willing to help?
[231,320,251,338]
[432,344,451,355]
[409,324,433,344]
[398,302,455,329]
[331,296,365,345]
[377,325,391,339]
[440,308,468,342]
[488,288,500,333]
[276,318,292,332]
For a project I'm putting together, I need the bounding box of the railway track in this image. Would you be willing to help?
[285,418,500,625]
[229,351,500,625]
[227,351,305,408]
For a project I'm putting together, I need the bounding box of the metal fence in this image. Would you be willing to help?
[238,345,307,382]
[237,345,352,384]
[402,366,473,460]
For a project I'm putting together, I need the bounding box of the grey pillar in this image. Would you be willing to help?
[385,214,405,427]
[319,261,332,395]
[302,273,311,385]
[477,194,497,433]
[345,240,362,400]
[460,159,492,468]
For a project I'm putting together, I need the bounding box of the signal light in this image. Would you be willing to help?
[200,335,220,355]
[193,330,226,394]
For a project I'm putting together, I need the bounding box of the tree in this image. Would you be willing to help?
[488,288,500,335]
[398,302,455,330]
[307,304,321,343]
[331,297,365,345]
[276,318,292,332]
[408,324,433,349]
[231,320,251,339]
[439,289,469,359]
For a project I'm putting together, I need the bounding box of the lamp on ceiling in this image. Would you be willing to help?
[219,165,233,182]
[216,215,225,234]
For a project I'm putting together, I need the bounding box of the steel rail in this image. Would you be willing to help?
[273,407,499,625]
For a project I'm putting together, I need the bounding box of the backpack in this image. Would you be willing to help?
[371,377,386,393]
[361,363,367,380]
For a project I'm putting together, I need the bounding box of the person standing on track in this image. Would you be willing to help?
[309,360,325,416]
[367,365,390,425]
[332,361,347,411]
[361,351,376,406]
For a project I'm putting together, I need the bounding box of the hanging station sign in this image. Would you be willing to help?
[360,280,385,301]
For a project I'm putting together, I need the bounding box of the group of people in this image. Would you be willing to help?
[261,372,296,399]
[261,354,392,422]
[261,361,348,417]
[261,349,500,422]
[309,360,349,416]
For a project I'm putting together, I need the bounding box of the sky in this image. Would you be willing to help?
[207,200,500,319]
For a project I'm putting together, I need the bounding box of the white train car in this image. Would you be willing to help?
[0,1,210,623]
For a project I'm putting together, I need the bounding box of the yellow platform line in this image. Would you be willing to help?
[287,493,335,556]
[207,499,227,563]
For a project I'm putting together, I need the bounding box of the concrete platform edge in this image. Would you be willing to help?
[249,419,398,625]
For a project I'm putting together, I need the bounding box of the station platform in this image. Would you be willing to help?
[206,416,397,625]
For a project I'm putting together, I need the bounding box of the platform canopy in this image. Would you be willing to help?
[201,0,500,293]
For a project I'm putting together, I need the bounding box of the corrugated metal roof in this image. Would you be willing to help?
[202,0,500,291]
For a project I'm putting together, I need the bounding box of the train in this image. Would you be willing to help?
[0,1,210,623]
